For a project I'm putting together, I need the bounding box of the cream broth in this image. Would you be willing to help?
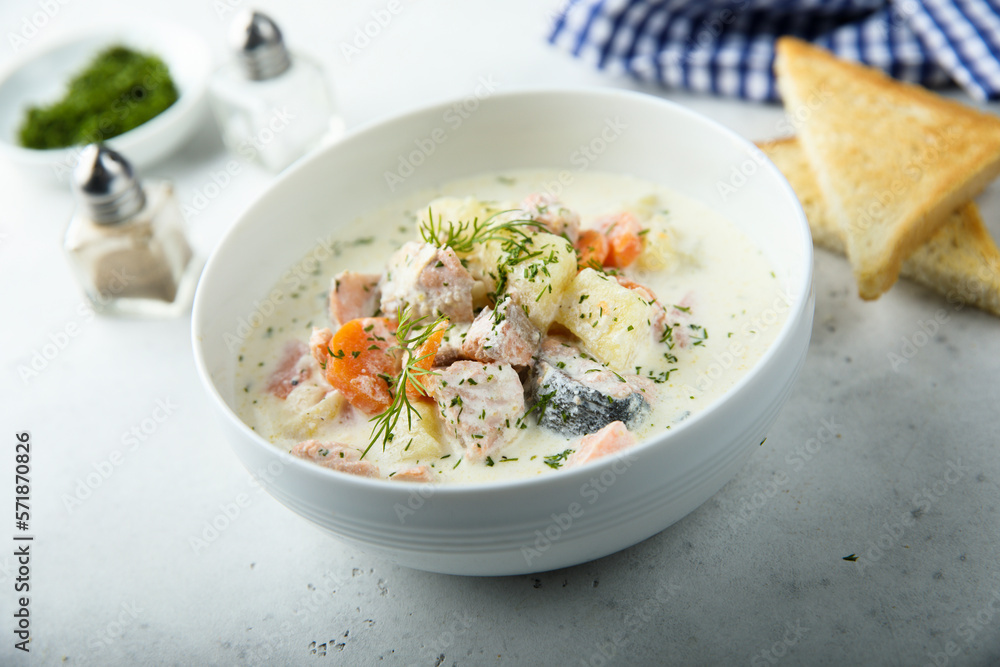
[235,169,786,483]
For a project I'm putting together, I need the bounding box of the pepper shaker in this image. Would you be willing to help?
[64,144,200,317]
[208,10,344,172]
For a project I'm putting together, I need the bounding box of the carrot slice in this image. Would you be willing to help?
[324,318,400,415]
[406,321,448,401]
[575,229,609,270]
[606,231,643,268]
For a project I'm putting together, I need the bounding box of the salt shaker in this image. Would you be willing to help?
[64,144,200,317]
[208,10,343,172]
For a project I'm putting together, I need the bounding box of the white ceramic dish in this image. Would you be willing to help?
[192,88,814,576]
[0,23,212,183]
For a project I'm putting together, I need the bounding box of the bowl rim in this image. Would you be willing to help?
[192,85,813,495]
[0,21,212,163]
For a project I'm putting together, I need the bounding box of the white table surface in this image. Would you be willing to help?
[3,1,1000,665]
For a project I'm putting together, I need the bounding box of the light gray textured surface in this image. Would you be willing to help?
[2,1,999,665]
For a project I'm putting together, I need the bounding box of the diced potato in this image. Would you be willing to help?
[258,387,346,441]
[625,194,661,220]
[501,232,577,330]
[555,268,658,372]
[416,197,486,238]
[634,208,701,273]
[619,197,681,272]
[462,238,506,295]
[391,401,447,463]
[636,229,675,271]
[415,197,514,246]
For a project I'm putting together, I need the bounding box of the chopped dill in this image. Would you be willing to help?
[363,307,449,458]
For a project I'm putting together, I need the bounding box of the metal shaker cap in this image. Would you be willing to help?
[231,10,292,81]
[72,144,146,225]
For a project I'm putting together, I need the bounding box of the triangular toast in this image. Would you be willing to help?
[760,137,1000,316]
[774,37,1000,300]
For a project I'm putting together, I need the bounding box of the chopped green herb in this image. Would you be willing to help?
[364,307,449,458]
[689,324,708,346]
[18,45,179,149]
[544,449,575,470]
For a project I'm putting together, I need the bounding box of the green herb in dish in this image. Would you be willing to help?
[18,45,179,149]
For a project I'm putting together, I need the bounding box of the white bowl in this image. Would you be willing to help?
[0,23,212,183]
[192,88,814,576]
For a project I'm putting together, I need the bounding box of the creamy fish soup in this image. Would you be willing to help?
[236,170,786,483]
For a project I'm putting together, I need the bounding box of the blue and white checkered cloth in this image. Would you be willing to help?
[549,0,1000,101]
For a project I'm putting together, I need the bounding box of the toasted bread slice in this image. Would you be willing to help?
[774,37,1000,300]
[760,136,1000,317]
[757,137,843,253]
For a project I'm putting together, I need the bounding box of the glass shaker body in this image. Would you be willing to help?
[64,181,200,317]
[209,54,342,172]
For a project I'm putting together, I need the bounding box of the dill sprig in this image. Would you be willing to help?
[363,307,449,458]
[420,207,544,255]
[543,449,576,470]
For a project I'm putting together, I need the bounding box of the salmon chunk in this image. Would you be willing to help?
[566,421,637,467]
[428,361,524,462]
[661,292,696,348]
[526,337,651,436]
[380,241,475,322]
[433,322,472,367]
[261,337,345,436]
[308,328,334,367]
[266,340,314,399]
[329,271,381,325]
[596,211,643,238]
[615,277,695,347]
[520,193,581,243]
[291,440,380,478]
[461,296,541,366]
[391,465,435,483]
